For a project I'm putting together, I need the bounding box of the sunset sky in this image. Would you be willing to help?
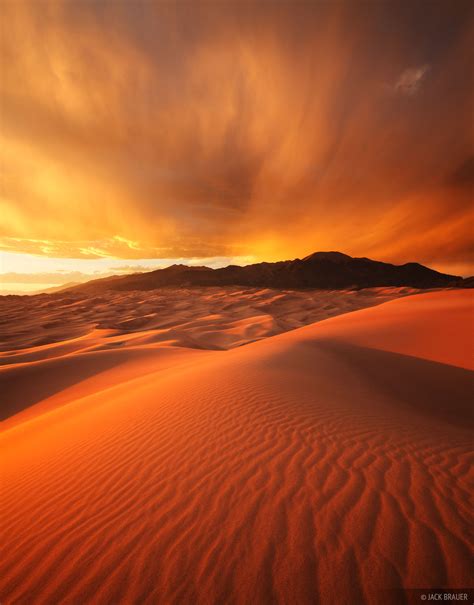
[1,0,473,293]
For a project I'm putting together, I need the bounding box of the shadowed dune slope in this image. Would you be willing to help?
[0,290,473,604]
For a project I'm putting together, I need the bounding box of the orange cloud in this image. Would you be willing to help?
[1,1,472,273]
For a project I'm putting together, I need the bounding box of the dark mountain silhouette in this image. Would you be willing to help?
[65,252,467,294]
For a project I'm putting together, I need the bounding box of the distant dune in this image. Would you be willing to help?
[1,288,472,604]
[0,285,418,356]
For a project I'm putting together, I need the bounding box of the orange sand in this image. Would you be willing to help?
[0,289,473,604]
[0,286,417,354]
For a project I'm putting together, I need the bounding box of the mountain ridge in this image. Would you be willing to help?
[62,251,467,294]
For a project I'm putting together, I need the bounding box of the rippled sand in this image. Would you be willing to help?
[1,289,472,604]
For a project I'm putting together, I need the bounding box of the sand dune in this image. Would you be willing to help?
[0,286,417,355]
[0,289,473,604]
[0,286,415,423]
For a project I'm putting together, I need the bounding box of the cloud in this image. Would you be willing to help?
[448,155,474,188]
[0,0,472,273]
[0,255,259,289]
[394,65,430,95]
[1,271,114,285]
[0,237,171,259]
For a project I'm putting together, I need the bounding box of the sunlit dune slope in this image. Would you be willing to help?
[1,290,473,604]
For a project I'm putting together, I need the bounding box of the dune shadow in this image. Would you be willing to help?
[314,340,474,430]
[0,350,144,422]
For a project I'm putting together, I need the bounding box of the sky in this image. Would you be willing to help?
[1,0,473,293]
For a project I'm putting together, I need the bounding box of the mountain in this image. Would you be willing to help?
[65,252,466,294]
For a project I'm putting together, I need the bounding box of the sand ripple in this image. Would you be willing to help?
[0,290,472,604]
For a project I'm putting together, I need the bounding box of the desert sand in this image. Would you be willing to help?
[0,287,417,426]
[0,288,473,604]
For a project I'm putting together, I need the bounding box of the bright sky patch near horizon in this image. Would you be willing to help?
[1,0,473,293]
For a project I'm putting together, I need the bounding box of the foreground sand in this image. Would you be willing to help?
[1,289,473,604]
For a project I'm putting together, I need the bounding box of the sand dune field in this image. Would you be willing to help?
[0,286,417,354]
[0,286,415,425]
[1,288,473,604]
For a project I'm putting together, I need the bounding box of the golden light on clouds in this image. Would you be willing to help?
[1,0,473,274]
